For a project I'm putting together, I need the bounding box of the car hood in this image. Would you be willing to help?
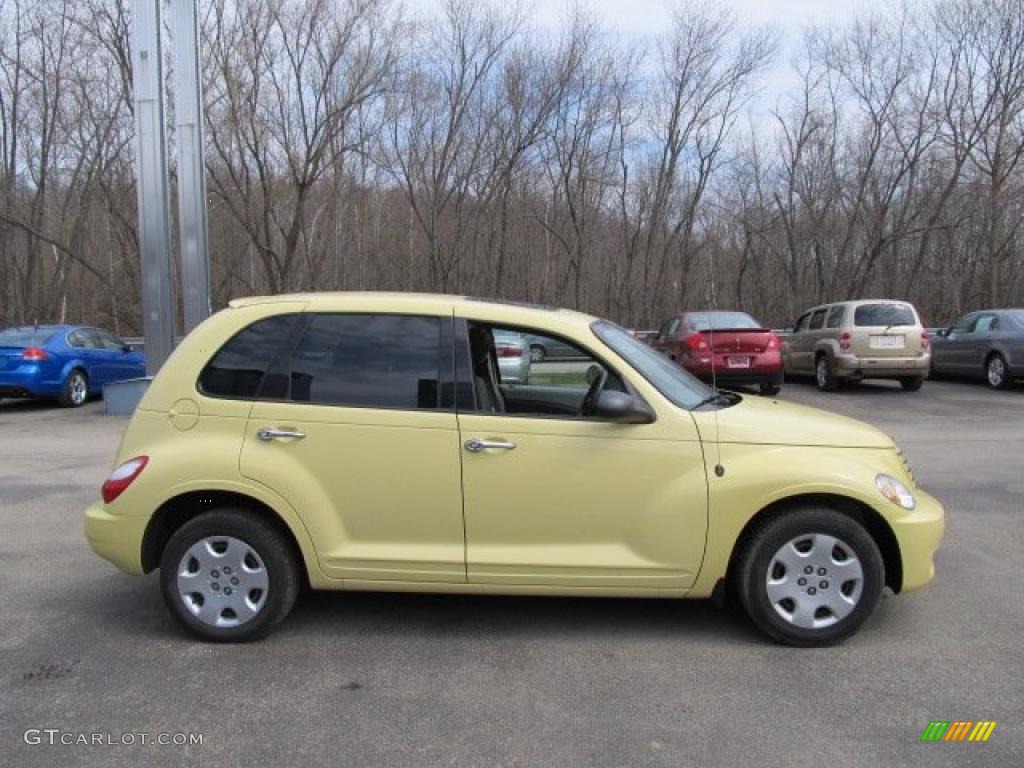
[697,395,894,448]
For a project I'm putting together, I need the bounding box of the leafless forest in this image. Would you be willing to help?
[1,0,1023,334]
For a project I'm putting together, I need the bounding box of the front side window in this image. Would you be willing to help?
[854,303,916,327]
[794,313,811,333]
[808,309,827,330]
[973,315,997,333]
[288,314,441,410]
[199,314,302,398]
[951,314,975,333]
[96,330,126,350]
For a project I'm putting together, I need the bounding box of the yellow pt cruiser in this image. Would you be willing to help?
[84,293,944,645]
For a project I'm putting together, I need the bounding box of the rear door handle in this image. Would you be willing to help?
[257,428,306,442]
[464,438,516,453]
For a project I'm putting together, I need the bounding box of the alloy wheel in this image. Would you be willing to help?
[69,373,87,405]
[987,356,1006,388]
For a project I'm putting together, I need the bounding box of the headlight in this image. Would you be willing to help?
[876,473,915,510]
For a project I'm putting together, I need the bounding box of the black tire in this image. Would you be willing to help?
[986,353,1012,390]
[160,509,300,642]
[900,376,925,392]
[815,354,838,392]
[735,507,884,647]
[58,369,89,407]
[759,383,781,397]
[529,345,546,363]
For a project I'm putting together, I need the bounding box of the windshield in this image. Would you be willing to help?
[854,303,916,327]
[687,311,761,331]
[0,327,57,347]
[592,320,713,409]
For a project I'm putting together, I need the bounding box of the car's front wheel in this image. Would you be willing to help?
[986,353,1011,389]
[160,509,300,642]
[736,507,884,646]
[59,369,89,407]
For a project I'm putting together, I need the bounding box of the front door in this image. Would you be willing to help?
[238,312,466,583]
[457,321,708,590]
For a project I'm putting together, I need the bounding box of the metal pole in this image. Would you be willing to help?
[172,0,211,332]
[133,0,176,374]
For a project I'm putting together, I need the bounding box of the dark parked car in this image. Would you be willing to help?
[0,325,146,407]
[930,309,1024,388]
[524,333,589,363]
[651,311,783,395]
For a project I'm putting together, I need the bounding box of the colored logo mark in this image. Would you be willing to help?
[920,721,997,742]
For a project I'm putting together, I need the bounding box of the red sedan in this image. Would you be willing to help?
[651,311,783,395]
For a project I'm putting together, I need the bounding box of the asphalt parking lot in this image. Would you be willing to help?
[1,379,1021,767]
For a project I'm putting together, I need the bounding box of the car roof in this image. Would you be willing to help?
[227,292,597,331]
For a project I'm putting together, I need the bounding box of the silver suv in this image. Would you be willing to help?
[783,300,930,391]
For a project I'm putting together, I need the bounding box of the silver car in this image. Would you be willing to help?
[931,308,1024,388]
[493,330,531,384]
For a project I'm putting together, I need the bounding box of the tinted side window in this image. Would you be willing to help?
[973,315,997,333]
[199,314,302,398]
[952,314,974,333]
[826,305,845,328]
[794,313,810,332]
[808,309,827,330]
[289,314,440,409]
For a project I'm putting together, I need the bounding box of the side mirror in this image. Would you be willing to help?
[122,344,133,353]
[595,390,654,424]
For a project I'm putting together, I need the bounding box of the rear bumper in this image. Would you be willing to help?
[890,489,944,593]
[84,502,148,574]
[834,353,930,379]
[0,368,62,397]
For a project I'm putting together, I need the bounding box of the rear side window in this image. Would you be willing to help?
[199,314,302,398]
[826,305,845,328]
[808,309,827,330]
[854,303,916,327]
[288,314,441,410]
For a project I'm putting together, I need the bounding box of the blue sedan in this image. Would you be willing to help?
[0,325,146,407]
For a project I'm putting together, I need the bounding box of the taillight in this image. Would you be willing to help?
[766,333,779,350]
[920,330,929,349]
[101,456,149,504]
[839,332,851,351]
[686,333,709,352]
[22,346,48,361]
[496,346,522,358]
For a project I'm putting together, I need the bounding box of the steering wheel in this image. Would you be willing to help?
[580,366,608,417]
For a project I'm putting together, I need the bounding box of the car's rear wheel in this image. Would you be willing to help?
[759,383,781,396]
[815,355,838,392]
[59,369,89,407]
[900,376,925,392]
[160,509,300,642]
[530,345,546,363]
[736,507,884,646]
[986,354,1011,389]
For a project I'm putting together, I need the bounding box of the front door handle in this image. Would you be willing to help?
[257,427,306,442]
[464,438,516,453]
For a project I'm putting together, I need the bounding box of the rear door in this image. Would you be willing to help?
[785,310,814,372]
[71,328,108,385]
[238,312,467,583]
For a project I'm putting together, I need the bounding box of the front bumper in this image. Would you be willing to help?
[84,502,148,574]
[889,488,944,592]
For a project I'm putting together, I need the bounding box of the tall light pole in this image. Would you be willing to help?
[172,0,211,333]
[132,0,176,374]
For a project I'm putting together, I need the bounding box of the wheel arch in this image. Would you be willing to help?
[141,489,310,588]
[724,492,903,596]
